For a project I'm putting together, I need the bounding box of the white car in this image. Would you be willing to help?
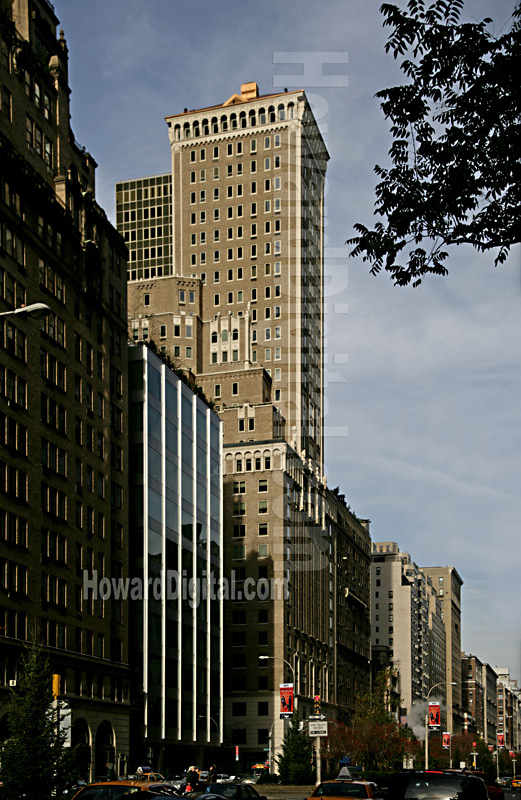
[216,775,233,784]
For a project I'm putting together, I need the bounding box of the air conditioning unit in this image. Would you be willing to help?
[9,680,16,687]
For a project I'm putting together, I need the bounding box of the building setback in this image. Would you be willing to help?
[119,81,371,767]
[0,0,129,778]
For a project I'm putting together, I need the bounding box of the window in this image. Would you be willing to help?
[258,500,268,514]
[258,544,268,558]
[232,382,238,395]
[233,524,246,538]
[214,384,221,398]
[258,479,268,492]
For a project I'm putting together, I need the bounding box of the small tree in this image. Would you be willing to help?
[0,640,78,799]
[276,719,314,785]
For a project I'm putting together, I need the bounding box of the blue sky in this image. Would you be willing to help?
[56,0,520,682]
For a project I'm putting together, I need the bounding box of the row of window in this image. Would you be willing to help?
[233,455,272,472]
[0,222,24,266]
[233,479,269,493]
[232,501,270,515]
[189,136,283,163]
[191,220,281,246]
[189,198,281,226]
[232,523,269,537]
[233,543,269,559]
[0,510,28,548]
[0,461,27,501]
[26,115,54,168]
[203,263,282,284]
[0,558,27,595]
[173,105,292,137]
[189,177,282,205]
[189,156,282,184]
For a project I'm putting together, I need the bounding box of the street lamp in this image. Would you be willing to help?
[425,682,456,769]
[258,655,296,707]
[0,302,51,319]
[197,714,219,731]
[259,656,297,774]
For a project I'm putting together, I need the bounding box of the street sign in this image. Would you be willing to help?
[309,720,328,737]
[308,714,327,721]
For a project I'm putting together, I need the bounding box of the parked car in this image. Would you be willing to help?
[216,776,233,784]
[306,780,375,799]
[497,776,512,787]
[511,777,521,790]
[383,771,488,800]
[465,771,504,800]
[71,780,176,798]
[196,784,267,800]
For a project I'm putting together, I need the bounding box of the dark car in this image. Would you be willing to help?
[306,780,375,798]
[195,784,266,800]
[466,771,504,800]
[383,770,488,800]
[71,780,177,798]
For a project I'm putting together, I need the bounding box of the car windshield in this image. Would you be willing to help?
[313,784,367,797]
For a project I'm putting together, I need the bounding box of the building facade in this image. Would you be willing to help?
[119,81,371,768]
[127,343,223,771]
[0,0,129,778]
[371,542,446,724]
[421,566,463,733]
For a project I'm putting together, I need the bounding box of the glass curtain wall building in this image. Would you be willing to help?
[128,343,223,771]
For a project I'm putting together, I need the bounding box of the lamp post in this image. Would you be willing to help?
[425,682,456,769]
[0,302,51,319]
[198,714,219,731]
[258,655,296,710]
[259,656,296,774]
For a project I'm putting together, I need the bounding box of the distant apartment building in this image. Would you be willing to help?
[1,0,129,778]
[371,542,446,723]
[127,343,223,770]
[421,566,464,733]
[118,81,372,768]
[496,668,521,752]
[461,653,497,744]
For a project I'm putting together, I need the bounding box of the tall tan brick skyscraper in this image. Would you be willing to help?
[120,82,371,769]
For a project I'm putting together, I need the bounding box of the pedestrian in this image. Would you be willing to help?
[187,766,200,792]
[209,764,217,783]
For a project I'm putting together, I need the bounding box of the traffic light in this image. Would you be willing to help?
[52,673,60,698]
[314,695,321,714]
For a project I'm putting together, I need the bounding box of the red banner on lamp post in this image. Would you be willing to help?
[280,683,294,719]
[428,703,441,728]
[442,732,451,749]
[497,733,505,749]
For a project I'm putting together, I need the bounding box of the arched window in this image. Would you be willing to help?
[239,112,247,129]
[183,123,190,138]
[202,118,209,135]
[220,115,228,131]
[268,105,275,123]
[232,329,239,341]
[193,121,200,137]
[211,331,218,343]
[278,104,285,121]
[288,103,295,119]
[249,109,256,126]
[211,116,219,133]
[174,125,181,141]
[221,330,229,343]
[230,113,237,129]
[258,108,266,125]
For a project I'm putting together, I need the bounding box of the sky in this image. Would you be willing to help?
[55,0,520,683]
